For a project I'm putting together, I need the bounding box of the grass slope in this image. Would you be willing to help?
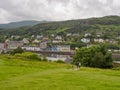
[0,55,120,90]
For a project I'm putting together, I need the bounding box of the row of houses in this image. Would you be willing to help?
[0,40,71,53]
[81,38,117,44]
[0,40,72,63]
[51,45,70,52]
[0,38,118,53]
[7,32,120,45]
[22,45,71,52]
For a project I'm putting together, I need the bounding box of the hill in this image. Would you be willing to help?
[0,54,120,90]
[0,15,120,37]
[0,20,48,29]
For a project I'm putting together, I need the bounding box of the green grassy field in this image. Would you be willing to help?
[0,55,120,90]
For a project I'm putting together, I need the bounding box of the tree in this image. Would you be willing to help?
[73,45,113,68]
[10,47,24,55]
[42,55,48,61]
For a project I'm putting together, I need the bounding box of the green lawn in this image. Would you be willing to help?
[0,55,120,90]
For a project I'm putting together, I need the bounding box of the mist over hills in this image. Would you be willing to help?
[0,20,48,29]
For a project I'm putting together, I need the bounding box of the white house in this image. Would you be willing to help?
[11,35,20,39]
[84,33,91,37]
[42,37,50,42]
[52,40,62,43]
[31,35,35,38]
[39,42,47,50]
[109,39,117,44]
[81,38,90,43]
[66,33,72,36]
[51,34,55,37]
[55,36,62,40]
[57,45,71,52]
[36,35,43,39]
[72,33,79,37]
[33,39,40,43]
[6,41,24,50]
[51,45,71,52]
[22,46,41,51]
[94,38,105,43]
[96,32,102,37]
[57,45,70,51]
[23,38,29,44]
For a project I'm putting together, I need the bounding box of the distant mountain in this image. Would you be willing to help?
[0,20,48,28]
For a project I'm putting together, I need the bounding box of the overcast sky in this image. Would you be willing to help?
[0,0,120,24]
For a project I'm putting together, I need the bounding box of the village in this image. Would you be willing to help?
[0,32,120,62]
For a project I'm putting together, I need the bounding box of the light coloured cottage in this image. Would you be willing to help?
[81,38,90,43]
[23,38,29,44]
[6,41,24,50]
[51,45,70,52]
[94,38,105,43]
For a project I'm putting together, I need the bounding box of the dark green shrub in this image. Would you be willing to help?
[55,60,65,63]
[73,45,113,68]
[10,47,24,55]
[15,52,41,61]
[27,53,40,60]
[42,55,48,61]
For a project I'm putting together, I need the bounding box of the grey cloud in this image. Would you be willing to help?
[0,0,120,23]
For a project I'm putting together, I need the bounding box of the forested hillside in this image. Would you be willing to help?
[0,15,120,38]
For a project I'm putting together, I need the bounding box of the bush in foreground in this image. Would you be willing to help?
[10,47,24,55]
[15,52,41,61]
[55,60,65,63]
[42,55,48,61]
[73,45,113,68]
